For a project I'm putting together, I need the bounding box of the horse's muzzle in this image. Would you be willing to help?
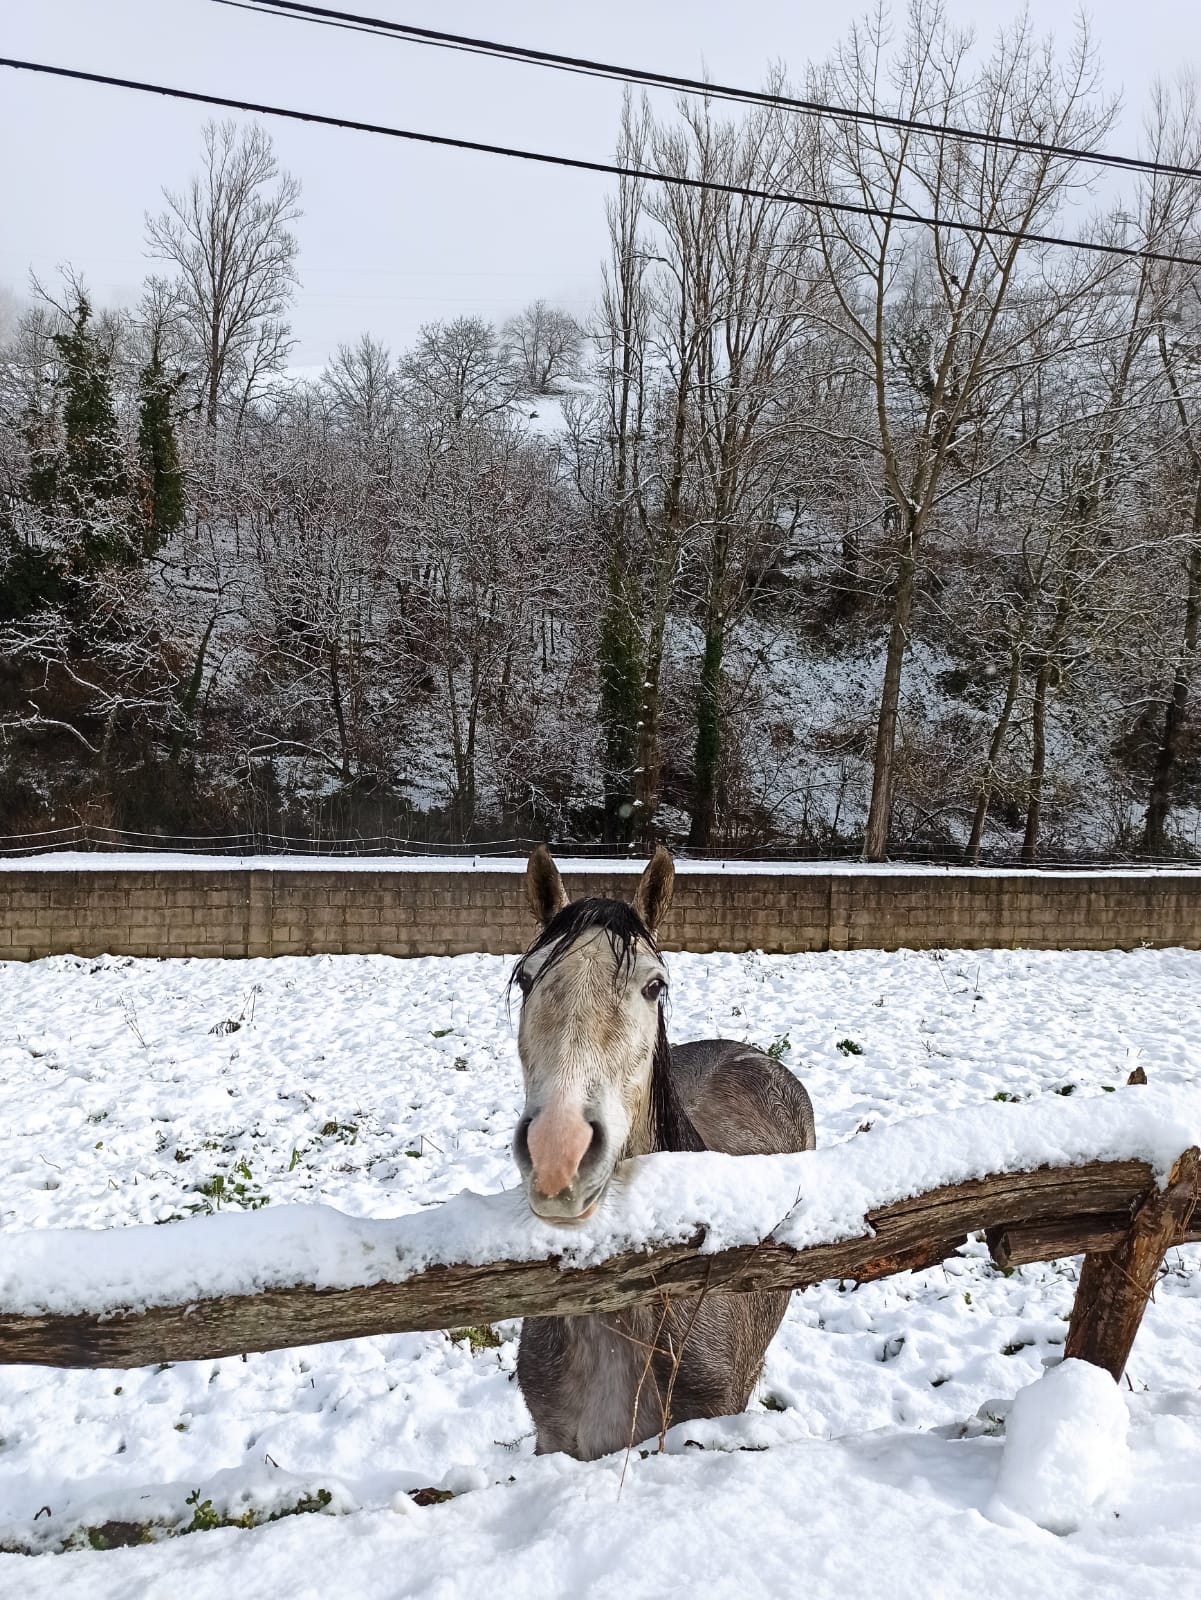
[514,1105,610,1222]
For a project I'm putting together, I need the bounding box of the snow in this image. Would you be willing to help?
[1,944,1199,1593]
[3,850,1200,877]
[989,1360,1130,1533]
[518,393,569,438]
[4,1084,1200,1319]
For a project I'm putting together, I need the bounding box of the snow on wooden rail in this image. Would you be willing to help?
[2,1089,1199,1377]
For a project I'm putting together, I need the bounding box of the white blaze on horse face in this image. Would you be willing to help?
[515,926,666,1222]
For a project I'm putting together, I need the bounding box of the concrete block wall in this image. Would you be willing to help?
[0,864,1198,959]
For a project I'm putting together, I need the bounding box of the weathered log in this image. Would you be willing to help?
[1065,1145,1201,1380]
[0,1155,1171,1371]
[988,1214,1201,1269]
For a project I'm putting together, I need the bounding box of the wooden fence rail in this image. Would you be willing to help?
[3,1149,1197,1380]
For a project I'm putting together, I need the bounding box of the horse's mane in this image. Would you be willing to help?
[651,1013,706,1155]
[512,896,705,1156]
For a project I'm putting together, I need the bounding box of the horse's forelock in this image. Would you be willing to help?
[511,896,658,998]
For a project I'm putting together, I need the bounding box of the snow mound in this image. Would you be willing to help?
[989,1358,1129,1533]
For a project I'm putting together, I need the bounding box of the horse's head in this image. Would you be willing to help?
[510,846,675,1224]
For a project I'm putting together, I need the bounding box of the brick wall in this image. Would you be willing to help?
[1,864,1198,960]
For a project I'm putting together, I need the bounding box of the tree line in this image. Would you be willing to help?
[2,3,1201,860]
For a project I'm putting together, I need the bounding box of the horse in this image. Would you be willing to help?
[510,845,816,1461]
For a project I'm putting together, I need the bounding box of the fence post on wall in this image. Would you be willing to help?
[246,869,274,959]
[827,875,851,951]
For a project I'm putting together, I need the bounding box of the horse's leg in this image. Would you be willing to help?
[517,1316,580,1458]
[646,1292,793,1431]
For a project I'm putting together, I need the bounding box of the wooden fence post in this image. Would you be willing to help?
[1064,1146,1200,1381]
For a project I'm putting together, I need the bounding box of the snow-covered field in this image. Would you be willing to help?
[1,945,1199,1597]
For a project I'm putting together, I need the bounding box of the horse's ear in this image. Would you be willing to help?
[632,845,674,935]
[526,845,569,927]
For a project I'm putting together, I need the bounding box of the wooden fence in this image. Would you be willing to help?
[3,1142,1197,1385]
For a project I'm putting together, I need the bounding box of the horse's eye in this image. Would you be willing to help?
[514,970,533,997]
[642,977,665,1003]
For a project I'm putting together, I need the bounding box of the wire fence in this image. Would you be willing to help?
[0,824,1197,871]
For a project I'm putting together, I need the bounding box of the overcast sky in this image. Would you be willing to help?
[2,0,1198,367]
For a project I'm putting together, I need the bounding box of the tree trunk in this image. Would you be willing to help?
[634,568,671,846]
[965,644,1023,863]
[1020,658,1052,864]
[498,637,515,723]
[206,311,221,432]
[463,681,479,842]
[1143,497,1201,857]
[444,660,469,840]
[688,616,725,848]
[864,544,916,861]
[598,557,643,845]
[328,638,352,783]
[835,527,862,620]
[170,609,220,766]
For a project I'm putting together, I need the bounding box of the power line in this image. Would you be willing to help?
[3,56,1200,269]
[232,0,1201,186]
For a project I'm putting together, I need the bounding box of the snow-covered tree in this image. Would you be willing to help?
[505,300,583,395]
[146,120,301,432]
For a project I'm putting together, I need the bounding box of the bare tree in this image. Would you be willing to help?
[400,317,520,434]
[1142,363,1201,854]
[235,391,406,787]
[794,2,1114,859]
[1137,79,1201,854]
[505,300,583,394]
[577,90,828,847]
[145,120,301,431]
[322,334,398,447]
[574,93,655,842]
[651,94,822,847]
[400,413,569,837]
[0,568,185,773]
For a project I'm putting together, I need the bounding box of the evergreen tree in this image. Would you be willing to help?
[51,293,133,570]
[0,361,66,621]
[136,339,186,554]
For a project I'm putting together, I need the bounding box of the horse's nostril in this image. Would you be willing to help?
[580,1119,604,1172]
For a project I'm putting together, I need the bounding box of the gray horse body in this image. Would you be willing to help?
[517,1035,816,1460]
